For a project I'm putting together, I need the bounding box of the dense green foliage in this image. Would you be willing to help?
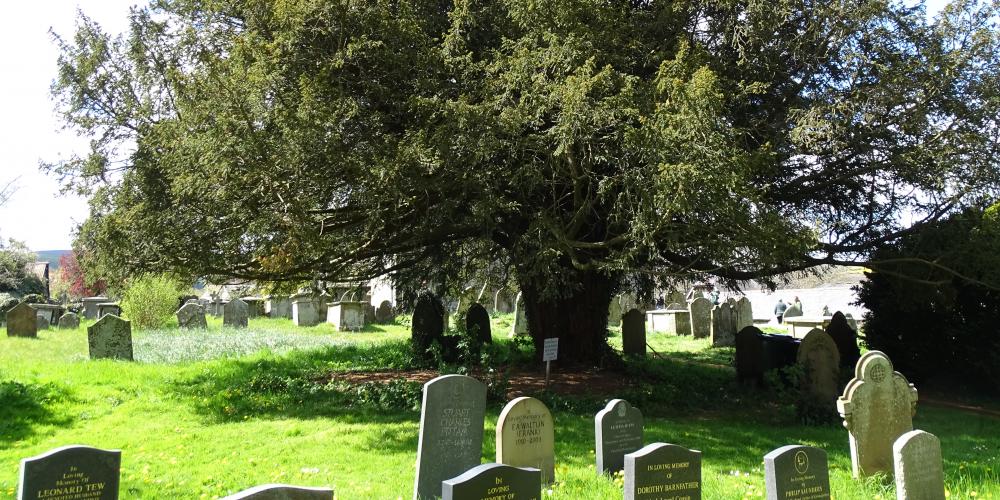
[857,206,1000,394]
[119,273,186,329]
[51,0,1000,362]
[0,239,43,296]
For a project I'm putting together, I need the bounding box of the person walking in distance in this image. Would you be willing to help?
[774,299,788,324]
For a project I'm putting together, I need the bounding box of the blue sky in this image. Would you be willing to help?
[0,0,952,251]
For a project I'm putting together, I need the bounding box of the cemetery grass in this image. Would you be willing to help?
[0,318,996,498]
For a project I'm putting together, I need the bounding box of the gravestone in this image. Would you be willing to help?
[496,397,555,484]
[265,296,292,319]
[441,463,540,500]
[797,329,841,404]
[364,303,376,325]
[412,291,447,363]
[735,326,765,385]
[57,312,80,329]
[88,315,133,361]
[36,314,50,331]
[291,294,319,327]
[893,430,944,500]
[465,303,492,345]
[689,297,712,339]
[223,298,249,328]
[510,292,528,337]
[176,303,208,329]
[836,351,918,477]
[326,302,365,331]
[222,484,333,500]
[595,399,644,474]
[826,311,861,368]
[7,302,38,338]
[621,309,646,357]
[81,296,109,320]
[710,302,736,347]
[763,445,830,500]
[784,302,803,319]
[624,443,702,500]
[735,297,753,331]
[375,300,395,324]
[18,445,121,500]
[608,300,622,327]
[413,374,487,500]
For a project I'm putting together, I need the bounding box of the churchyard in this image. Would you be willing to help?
[1,312,998,499]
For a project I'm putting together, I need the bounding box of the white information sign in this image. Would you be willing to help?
[543,338,559,362]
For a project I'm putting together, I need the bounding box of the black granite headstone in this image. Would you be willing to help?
[621,309,646,357]
[18,445,121,500]
[624,442,702,500]
[441,463,540,500]
[595,399,644,474]
[736,326,765,384]
[763,445,831,500]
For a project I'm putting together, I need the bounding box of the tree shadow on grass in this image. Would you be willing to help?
[0,379,74,446]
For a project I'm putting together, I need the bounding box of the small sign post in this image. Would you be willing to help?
[543,338,558,389]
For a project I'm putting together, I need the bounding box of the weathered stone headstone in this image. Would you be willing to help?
[465,303,492,345]
[57,312,80,330]
[797,329,841,404]
[412,291,448,362]
[711,302,736,347]
[837,351,918,477]
[7,302,38,338]
[326,302,365,331]
[414,374,487,500]
[223,298,249,328]
[87,315,133,361]
[624,442,702,500]
[893,430,944,500]
[81,296,109,320]
[595,399,644,474]
[621,309,646,357]
[176,303,208,329]
[826,311,861,368]
[291,294,319,327]
[735,326,765,385]
[264,296,292,319]
[36,314,50,331]
[763,445,830,500]
[441,463,540,500]
[221,484,334,500]
[608,300,622,327]
[689,297,712,339]
[375,300,395,324]
[496,397,555,484]
[735,297,753,331]
[18,445,121,500]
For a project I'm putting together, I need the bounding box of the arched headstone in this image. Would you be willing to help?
[496,397,555,484]
[797,328,841,404]
[827,311,861,368]
[412,290,446,361]
[688,297,712,339]
[465,303,492,344]
[223,299,249,328]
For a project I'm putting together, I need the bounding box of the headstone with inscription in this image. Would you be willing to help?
[624,442,702,500]
[375,300,395,324]
[465,303,492,345]
[413,374,487,500]
[689,297,712,339]
[57,312,80,330]
[18,445,121,500]
[6,302,38,338]
[441,463,540,500]
[496,397,555,484]
[893,430,944,500]
[837,351,919,477]
[826,312,861,368]
[221,484,334,500]
[223,298,249,328]
[711,302,736,347]
[176,303,208,329]
[797,329,841,404]
[621,309,646,357]
[87,315,133,361]
[763,445,830,500]
[595,399,644,474]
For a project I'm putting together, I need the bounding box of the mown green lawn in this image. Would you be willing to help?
[1,315,997,499]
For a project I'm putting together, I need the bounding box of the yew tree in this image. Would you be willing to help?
[51,0,1000,364]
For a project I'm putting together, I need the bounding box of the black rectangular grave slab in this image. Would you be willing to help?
[764,445,830,500]
[624,442,702,500]
[442,463,541,500]
[18,445,121,500]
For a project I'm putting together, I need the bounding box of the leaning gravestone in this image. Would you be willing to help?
[711,302,736,347]
[689,297,712,339]
[763,445,831,500]
[608,300,622,327]
[621,309,646,357]
[797,329,841,404]
[735,326,765,385]
[441,463,540,500]
[57,312,80,330]
[893,430,944,500]
[375,300,395,324]
[595,399,644,474]
[412,291,446,363]
[18,445,121,500]
[223,298,249,328]
[221,484,333,500]
[496,397,555,484]
[88,315,134,361]
[836,351,918,477]
[826,311,861,368]
[465,303,492,345]
[414,374,487,500]
[624,442,702,500]
[6,302,38,338]
[36,315,50,331]
[176,303,208,329]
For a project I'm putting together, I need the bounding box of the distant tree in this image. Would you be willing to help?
[59,250,106,299]
[0,238,43,296]
[50,0,1000,363]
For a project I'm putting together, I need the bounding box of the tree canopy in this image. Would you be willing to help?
[51,0,1000,363]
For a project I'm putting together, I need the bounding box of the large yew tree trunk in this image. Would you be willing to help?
[519,269,618,366]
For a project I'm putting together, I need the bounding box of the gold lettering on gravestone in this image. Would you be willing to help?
[36,466,106,499]
[635,461,699,498]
